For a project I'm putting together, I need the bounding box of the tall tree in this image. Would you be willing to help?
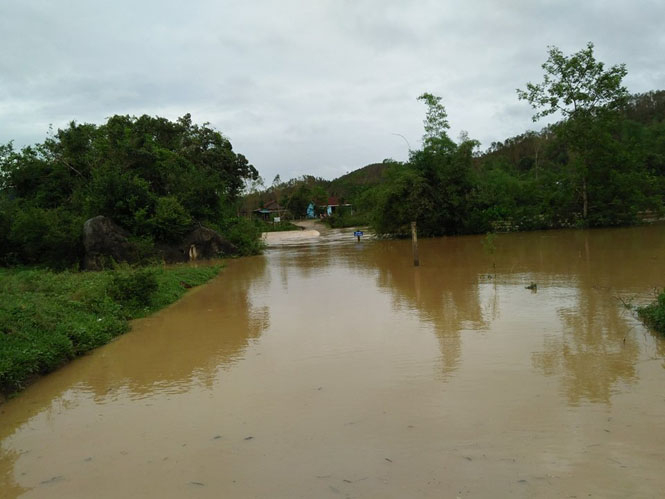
[517,42,628,221]
[417,92,454,151]
[373,93,475,236]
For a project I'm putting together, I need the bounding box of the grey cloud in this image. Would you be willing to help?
[1,0,664,183]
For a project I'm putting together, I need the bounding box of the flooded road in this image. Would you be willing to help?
[2,225,665,498]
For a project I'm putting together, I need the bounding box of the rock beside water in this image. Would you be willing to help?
[82,216,236,269]
[83,216,134,270]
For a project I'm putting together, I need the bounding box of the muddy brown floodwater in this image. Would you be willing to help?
[2,225,665,498]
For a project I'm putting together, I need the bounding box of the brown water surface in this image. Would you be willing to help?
[2,225,665,498]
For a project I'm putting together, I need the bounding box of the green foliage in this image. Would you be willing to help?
[0,264,221,395]
[326,208,370,229]
[418,92,451,147]
[7,205,84,268]
[108,267,159,309]
[286,183,314,218]
[637,291,665,334]
[517,42,631,223]
[371,96,477,237]
[517,42,628,122]
[214,216,265,256]
[150,196,193,242]
[0,114,259,267]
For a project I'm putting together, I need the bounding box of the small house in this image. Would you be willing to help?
[253,200,287,221]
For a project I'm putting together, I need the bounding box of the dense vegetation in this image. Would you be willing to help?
[244,44,665,236]
[366,45,664,236]
[0,264,221,396]
[0,114,261,268]
[637,291,665,335]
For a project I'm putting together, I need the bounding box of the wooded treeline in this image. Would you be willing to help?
[0,114,262,267]
[2,43,664,269]
[248,45,665,237]
[245,88,665,236]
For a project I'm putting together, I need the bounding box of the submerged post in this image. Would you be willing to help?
[411,221,419,267]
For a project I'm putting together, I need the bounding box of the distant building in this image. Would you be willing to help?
[253,200,286,221]
[325,197,339,216]
[322,196,351,216]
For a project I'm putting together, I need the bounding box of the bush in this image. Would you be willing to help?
[108,268,158,308]
[326,211,371,228]
[637,290,665,334]
[150,196,193,242]
[7,205,84,268]
[215,217,264,256]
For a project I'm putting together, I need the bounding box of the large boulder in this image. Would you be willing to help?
[83,216,135,270]
[183,226,237,259]
[83,217,236,267]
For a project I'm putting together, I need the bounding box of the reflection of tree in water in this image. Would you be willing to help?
[357,226,662,395]
[482,224,664,405]
[268,234,490,379]
[532,282,641,405]
[353,238,489,378]
[273,225,665,394]
[83,255,271,399]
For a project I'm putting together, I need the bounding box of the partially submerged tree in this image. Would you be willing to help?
[373,93,476,236]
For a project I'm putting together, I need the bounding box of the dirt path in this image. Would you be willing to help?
[262,219,327,245]
[291,219,329,232]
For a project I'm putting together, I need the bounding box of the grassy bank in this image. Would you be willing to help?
[0,264,221,397]
[637,290,665,335]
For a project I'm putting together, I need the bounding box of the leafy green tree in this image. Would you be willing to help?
[517,42,629,222]
[310,185,328,207]
[286,183,312,218]
[417,92,455,151]
[372,93,475,236]
[0,114,260,267]
[150,196,193,242]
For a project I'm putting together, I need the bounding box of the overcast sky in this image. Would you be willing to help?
[1,0,664,183]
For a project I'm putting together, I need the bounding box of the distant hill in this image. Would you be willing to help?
[475,90,665,174]
[328,161,392,202]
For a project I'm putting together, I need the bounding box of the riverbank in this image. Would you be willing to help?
[638,290,665,334]
[0,264,222,399]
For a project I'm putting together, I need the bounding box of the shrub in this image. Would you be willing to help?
[637,290,665,334]
[108,268,158,309]
[149,196,193,242]
[215,217,264,256]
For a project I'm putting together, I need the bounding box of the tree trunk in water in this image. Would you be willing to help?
[411,221,419,267]
[582,177,588,219]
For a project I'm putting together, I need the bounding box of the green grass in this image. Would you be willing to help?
[0,264,221,396]
[637,290,665,335]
